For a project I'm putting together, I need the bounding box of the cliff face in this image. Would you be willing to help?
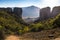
[0,7,22,18]
[0,8,12,13]
[5,8,12,13]
[0,8,5,11]
[40,7,51,20]
[51,6,60,18]
[13,7,22,18]
[37,6,60,22]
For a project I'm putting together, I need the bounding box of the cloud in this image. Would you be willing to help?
[35,0,60,8]
[0,0,60,8]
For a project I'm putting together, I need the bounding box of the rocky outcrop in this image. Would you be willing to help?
[39,7,51,21]
[0,7,22,18]
[13,7,26,24]
[0,7,25,24]
[13,7,22,18]
[0,8,6,11]
[5,7,12,13]
[51,6,60,18]
[0,8,12,13]
[38,6,60,21]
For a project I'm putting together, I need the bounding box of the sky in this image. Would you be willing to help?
[0,0,60,8]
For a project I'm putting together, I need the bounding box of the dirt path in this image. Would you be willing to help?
[5,35,38,40]
[55,38,60,40]
[5,34,59,40]
[5,35,20,40]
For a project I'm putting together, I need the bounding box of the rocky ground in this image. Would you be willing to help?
[55,37,60,40]
[5,28,60,40]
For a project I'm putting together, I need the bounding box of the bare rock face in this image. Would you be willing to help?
[13,7,22,18]
[5,7,12,13]
[51,6,60,18]
[0,8,12,14]
[40,7,51,21]
[0,7,22,19]
[0,8,6,11]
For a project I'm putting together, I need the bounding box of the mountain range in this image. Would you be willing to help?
[22,6,40,23]
[22,6,40,18]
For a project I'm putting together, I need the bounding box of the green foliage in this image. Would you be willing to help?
[30,23,44,32]
[0,25,5,40]
[0,25,3,30]
[18,30,23,35]
[0,11,24,35]
[53,14,60,27]
[30,14,60,31]
[23,26,30,32]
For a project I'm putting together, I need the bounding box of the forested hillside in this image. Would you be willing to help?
[0,10,27,40]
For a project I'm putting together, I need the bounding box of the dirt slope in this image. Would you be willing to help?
[5,35,20,40]
[5,28,60,40]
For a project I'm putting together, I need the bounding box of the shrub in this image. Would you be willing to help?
[23,26,30,32]
[53,14,60,27]
[30,23,44,32]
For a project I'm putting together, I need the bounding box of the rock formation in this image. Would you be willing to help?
[5,7,12,13]
[51,6,60,18]
[0,8,6,11]
[39,7,51,21]
[0,8,12,13]
[13,7,22,18]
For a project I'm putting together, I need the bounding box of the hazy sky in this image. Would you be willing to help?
[0,0,60,8]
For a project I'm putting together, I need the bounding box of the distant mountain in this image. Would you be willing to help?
[22,6,40,18]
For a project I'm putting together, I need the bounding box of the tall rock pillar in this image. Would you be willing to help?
[13,7,22,18]
[40,7,51,21]
[51,6,60,18]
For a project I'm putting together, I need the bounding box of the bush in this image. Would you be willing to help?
[23,26,30,32]
[30,23,44,32]
[53,14,60,27]
[0,25,5,40]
